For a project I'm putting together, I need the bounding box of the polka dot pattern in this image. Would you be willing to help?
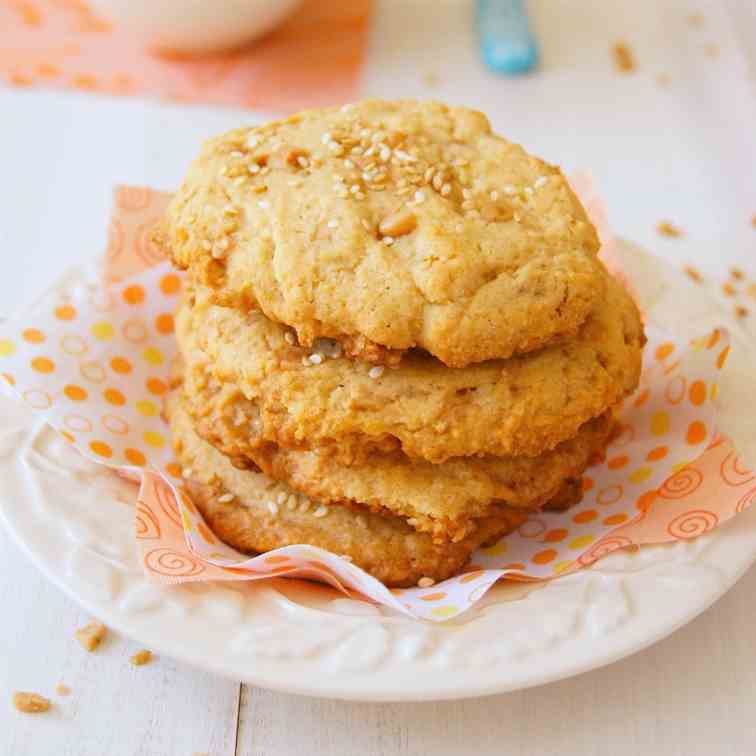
[0,186,742,623]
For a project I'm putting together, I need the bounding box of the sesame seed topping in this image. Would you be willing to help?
[218,493,234,503]
[267,501,279,516]
[343,159,355,169]
[327,219,339,228]
[534,176,548,188]
[284,331,296,345]
[490,190,499,201]
[355,192,366,200]
[417,577,435,588]
[308,353,323,365]
[296,156,309,168]
[441,183,452,197]
[258,200,270,209]
[276,492,288,504]
[382,236,394,246]
[350,184,360,194]
[368,366,385,379]
[524,186,534,196]
[379,146,392,162]
[313,505,329,518]
[414,190,426,203]
[248,163,260,174]
[247,134,259,148]
[503,185,516,195]
[321,132,332,144]
[181,467,193,478]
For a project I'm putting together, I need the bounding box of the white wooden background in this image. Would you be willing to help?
[2,1,756,754]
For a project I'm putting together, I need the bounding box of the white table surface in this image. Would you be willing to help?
[1,1,755,754]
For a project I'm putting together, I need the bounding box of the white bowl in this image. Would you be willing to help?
[89,0,302,55]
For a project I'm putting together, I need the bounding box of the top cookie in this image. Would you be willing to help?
[164,99,604,367]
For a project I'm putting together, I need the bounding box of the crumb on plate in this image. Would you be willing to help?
[730,267,744,281]
[75,621,107,652]
[735,305,749,319]
[130,649,153,666]
[612,42,636,73]
[657,221,683,238]
[723,282,736,297]
[13,692,51,713]
[684,266,703,283]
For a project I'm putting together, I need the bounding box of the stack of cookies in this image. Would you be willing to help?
[159,100,645,587]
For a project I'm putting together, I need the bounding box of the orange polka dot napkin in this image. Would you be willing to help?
[0,184,750,622]
[0,0,371,111]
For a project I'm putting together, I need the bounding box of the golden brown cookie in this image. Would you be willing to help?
[177,356,613,543]
[178,272,643,464]
[166,390,531,587]
[163,99,605,367]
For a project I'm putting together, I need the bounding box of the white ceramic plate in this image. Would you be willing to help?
[1,242,755,701]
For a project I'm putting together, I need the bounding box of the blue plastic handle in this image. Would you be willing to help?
[477,0,539,75]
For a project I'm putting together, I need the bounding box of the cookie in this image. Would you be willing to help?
[178,272,643,464]
[167,390,532,587]
[163,99,604,367]
[177,357,613,543]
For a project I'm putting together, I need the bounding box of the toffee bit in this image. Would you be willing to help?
[13,692,50,714]
[657,221,683,238]
[684,266,703,283]
[612,42,636,73]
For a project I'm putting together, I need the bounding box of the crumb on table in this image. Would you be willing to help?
[656,73,670,87]
[55,683,71,697]
[684,266,703,283]
[704,43,720,58]
[748,283,756,300]
[13,692,51,713]
[735,305,749,319]
[612,42,636,73]
[130,649,153,666]
[657,221,683,238]
[751,213,756,228]
[75,621,107,652]
[723,282,736,297]
[730,267,744,281]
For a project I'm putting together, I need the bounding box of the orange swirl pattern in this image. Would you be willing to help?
[658,467,704,499]
[144,548,206,578]
[666,510,719,539]
[736,486,756,514]
[135,501,161,540]
[719,451,755,487]
[577,535,634,566]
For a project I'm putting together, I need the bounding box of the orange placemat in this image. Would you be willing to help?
[0,0,371,111]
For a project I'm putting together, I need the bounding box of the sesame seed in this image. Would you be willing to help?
[355,192,366,200]
[297,156,309,168]
[414,190,426,203]
[258,200,270,209]
[313,505,329,518]
[364,146,376,158]
[288,179,302,187]
[219,165,228,176]
[490,190,499,201]
[321,132,332,144]
[223,204,238,215]
[287,496,298,510]
[417,577,435,588]
[383,236,394,246]
[309,353,324,365]
[181,467,193,478]
[524,186,534,196]
[284,331,296,344]
[201,240,212,251]
[455,224,464,233]
[267,501,279,516]
[503,185,516,195]
[395,149,416,162]
[462,188,473,200]
[441,183,452,197]
[350,184,360,194]
[379,146,392,162]
[424,167,434,182]
[247,135,259,148]
[351,146,363,155]
[299,497,312,512]
[368,366,384,379]
[276,492,288,504]
[327,219,339,228]
[534,176,548,188]
[218,493,234,503]
[260,166,270,176]
[248,163,260,174]
[301,356,311,367]
[343,159,355,169]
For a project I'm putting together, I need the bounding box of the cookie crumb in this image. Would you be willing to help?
[750,213,756,228]
[687,12,704,27]
[747,283,756,299]
[730,267,744,281]
[13,692,50,713]
[612,42,636,73]
[657,221,683,238]
[735,305,749,319]
[704,43,719,58]
[55,683,71,697]
[684,266,703,283]
[130,649,153,666]
[75,621,107,652]
[656,73,670,87]
[723,282,736,297]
